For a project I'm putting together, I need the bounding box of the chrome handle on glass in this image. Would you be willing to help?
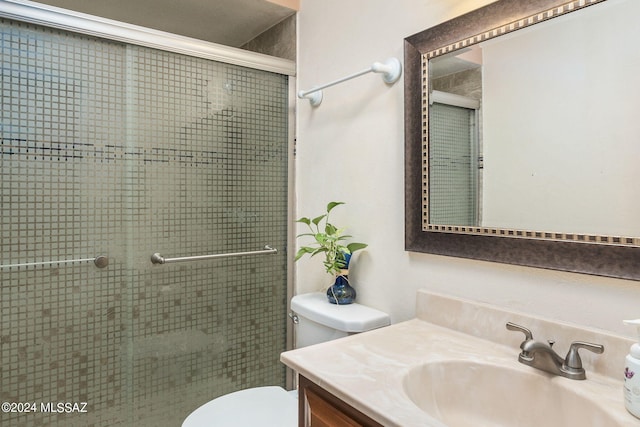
[0,255,109,270]
[150,245,277,265]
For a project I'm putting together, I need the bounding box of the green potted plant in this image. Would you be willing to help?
[295,201,367,304]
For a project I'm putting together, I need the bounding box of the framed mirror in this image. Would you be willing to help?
[404,0,640,280]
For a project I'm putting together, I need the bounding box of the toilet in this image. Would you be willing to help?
[182,292,390,427]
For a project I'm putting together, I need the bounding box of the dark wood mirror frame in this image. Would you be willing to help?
[404,0,640,281]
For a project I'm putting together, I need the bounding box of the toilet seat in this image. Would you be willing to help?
[181,386,297,427]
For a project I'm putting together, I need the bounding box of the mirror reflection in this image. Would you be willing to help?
[427,0,640,239]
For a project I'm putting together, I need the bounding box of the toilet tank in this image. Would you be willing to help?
[291,293,390,349]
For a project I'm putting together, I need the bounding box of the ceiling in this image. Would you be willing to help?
[34,0,296,47]
[430,46,482,79]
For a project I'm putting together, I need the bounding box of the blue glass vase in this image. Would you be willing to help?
[327,274,356,304]
[326,253,356,304]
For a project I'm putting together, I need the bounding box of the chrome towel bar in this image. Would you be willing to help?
[150,245,277,265]
[0,255,109,270]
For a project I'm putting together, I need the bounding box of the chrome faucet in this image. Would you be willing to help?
[506,322,604,380]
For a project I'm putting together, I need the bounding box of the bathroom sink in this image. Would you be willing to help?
[403,360,623,427]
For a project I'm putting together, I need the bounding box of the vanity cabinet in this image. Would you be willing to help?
[298,375,384,427]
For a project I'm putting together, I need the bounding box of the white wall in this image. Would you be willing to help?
[295,0,640,338]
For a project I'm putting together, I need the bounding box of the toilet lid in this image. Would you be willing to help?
[182,386,297,427]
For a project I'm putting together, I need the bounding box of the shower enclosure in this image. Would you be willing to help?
[0,4,294,426]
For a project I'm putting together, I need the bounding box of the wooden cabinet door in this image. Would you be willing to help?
[299,376,384,427]
[305,388,364,427]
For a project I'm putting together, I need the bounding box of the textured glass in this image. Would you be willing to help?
[0,18,289,427]
[429,102,477,226]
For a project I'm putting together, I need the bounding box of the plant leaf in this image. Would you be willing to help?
[347,242,368,253]
[294,247,315,261]
[309,248,327,257]
[296,233,316,238]
[296,217,311,226]
[325,223,337,235]
[326,201,344,213]
[314,233,330,245]
[311,214,326,226]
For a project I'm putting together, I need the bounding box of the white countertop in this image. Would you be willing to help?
[280,290,638,427]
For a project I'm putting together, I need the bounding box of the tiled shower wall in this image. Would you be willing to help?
[0,19,289,427]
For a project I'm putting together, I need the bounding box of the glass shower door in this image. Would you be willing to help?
[123,44,290,426]
[0,17,289,427]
